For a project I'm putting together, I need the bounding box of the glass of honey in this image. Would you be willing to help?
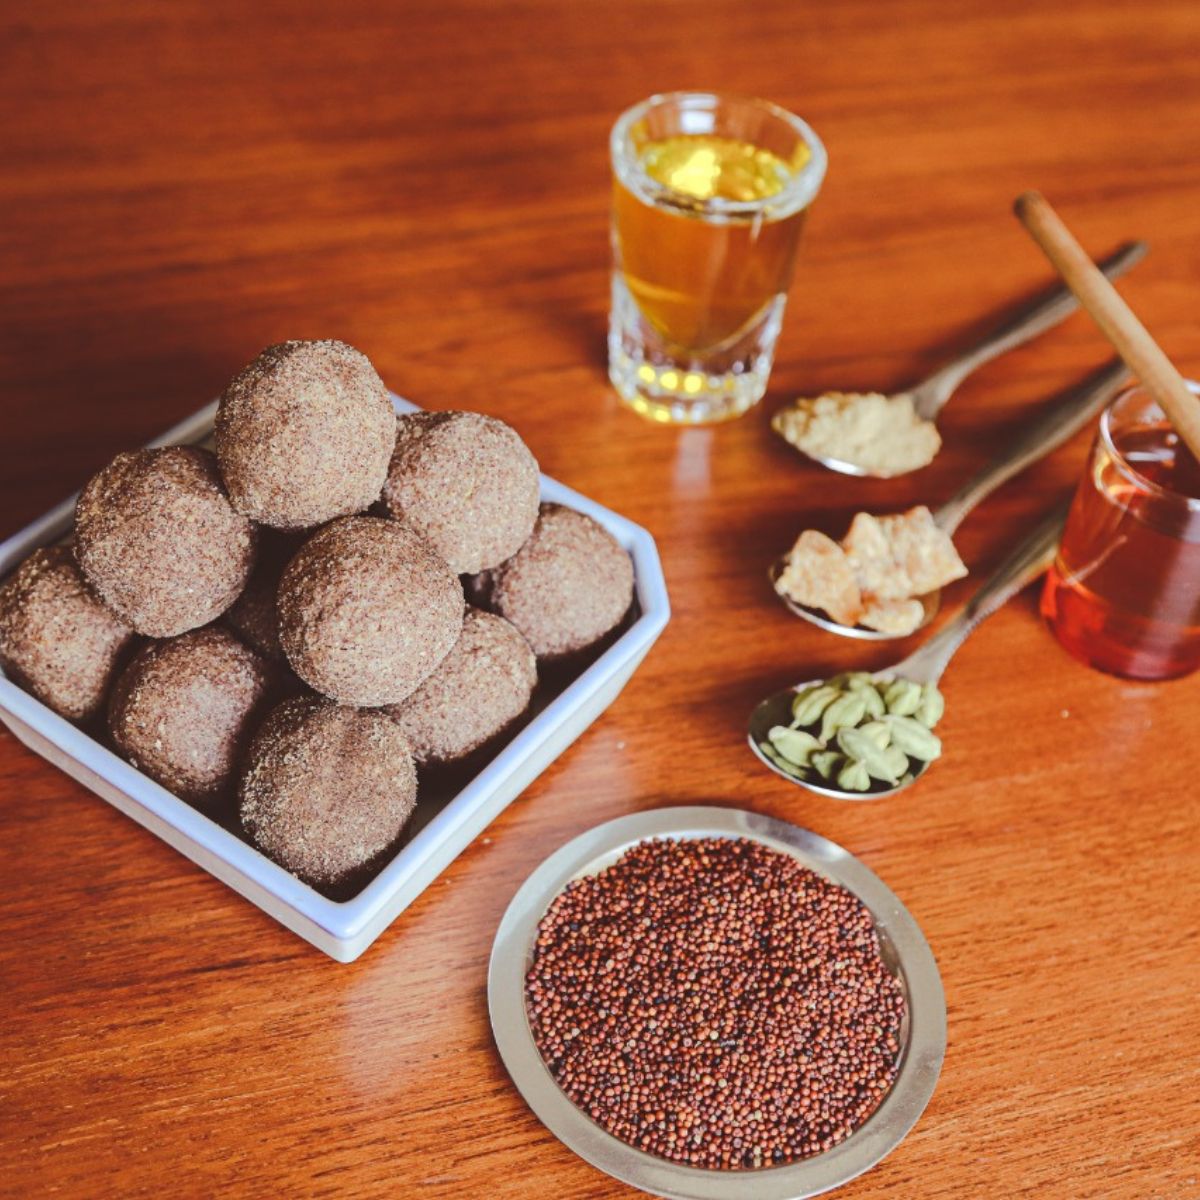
[1042,382,1200,680]
[609,92,826,424]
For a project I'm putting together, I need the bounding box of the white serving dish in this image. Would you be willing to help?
[0,396,670,962]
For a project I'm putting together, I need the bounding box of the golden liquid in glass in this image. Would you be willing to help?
[614,134,810,353]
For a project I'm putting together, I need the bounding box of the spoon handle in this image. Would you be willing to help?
[891,503,1069,684]
[907,241,1147,421]
[933,360,1127,534]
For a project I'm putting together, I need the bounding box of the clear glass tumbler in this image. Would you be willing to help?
[1041,382,1200,680]
[608,92,827,425]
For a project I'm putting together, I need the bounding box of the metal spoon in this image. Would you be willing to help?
[751,502,1067,799]
[795,240,1146,477]
[772,358,1126,640]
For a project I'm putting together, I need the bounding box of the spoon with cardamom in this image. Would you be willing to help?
[750,502,1067,799]
[770,358,1126,642]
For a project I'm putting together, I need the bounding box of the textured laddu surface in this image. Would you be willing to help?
[277,515,464,706]
[74,446,257,638]
[215,339,395,531]
[386,606,536,766]
[239,696,418,889]
[488,502,634,659]
[382,410,540,574]
[223,530,304,663]
[108,625,272,808]
[0,544,135,721]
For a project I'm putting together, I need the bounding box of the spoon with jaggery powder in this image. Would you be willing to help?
[773,240,1146,478]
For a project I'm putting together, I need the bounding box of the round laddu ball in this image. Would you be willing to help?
[223,559,283,662]
[222,530,302,662]
[277,516,463,706]
[381,410,540,574]
[239,697,418,889]
[488,503,634,660]
[215,340,395,530]
[386,607,536,766]
[0,545,135,721]
[75,446,257,638]
[108,626,273,806]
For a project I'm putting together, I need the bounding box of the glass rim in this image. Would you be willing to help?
[1100,380,1200,513]
[610,91,827,221]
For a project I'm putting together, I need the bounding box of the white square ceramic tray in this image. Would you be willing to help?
[0,395,670,962]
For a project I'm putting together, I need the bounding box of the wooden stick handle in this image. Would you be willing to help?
[1013,190,1200,462]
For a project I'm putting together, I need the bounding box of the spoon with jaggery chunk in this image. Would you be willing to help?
[772,359,1127,639]
[751,504,1067,798]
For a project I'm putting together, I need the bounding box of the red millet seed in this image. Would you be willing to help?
[524,836,906,1172]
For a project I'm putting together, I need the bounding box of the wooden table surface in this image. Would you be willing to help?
[2,1,1199,1196]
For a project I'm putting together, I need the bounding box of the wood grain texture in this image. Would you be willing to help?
[1,1,1199,1197]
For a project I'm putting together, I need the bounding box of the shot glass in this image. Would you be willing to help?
[608,92,827,425]
[1041,382,1200,680]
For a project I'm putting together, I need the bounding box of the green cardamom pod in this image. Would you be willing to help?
[820,692,867,742]
[759,742,806,778]
[916,682,945,728]
[882,744,910,778]
[837,726,903,783]
[858,721,892,750]
[858,684,886,718]
[836,759,872,792]
[886,714,943,762]
[810,750,845,780]
[883,678,922,716]
[768,725,821,767]
[790,685,841,727]
[830,671,874,692]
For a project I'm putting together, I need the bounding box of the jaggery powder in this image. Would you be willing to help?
[525,837,905,1170]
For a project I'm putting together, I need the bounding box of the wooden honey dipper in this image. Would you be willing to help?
[1015,190,1200,462]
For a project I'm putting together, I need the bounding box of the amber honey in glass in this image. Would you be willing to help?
[1042,384,1200,680]
[609,93,826,424]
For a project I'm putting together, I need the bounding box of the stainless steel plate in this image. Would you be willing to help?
[488,806,945,1200]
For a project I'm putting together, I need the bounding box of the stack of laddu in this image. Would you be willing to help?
[0,340,634,891]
